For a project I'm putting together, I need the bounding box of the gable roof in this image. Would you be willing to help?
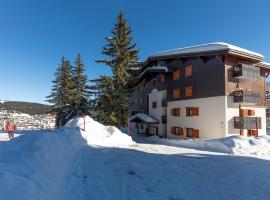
[129,113,159,124]
[148,42,264,62]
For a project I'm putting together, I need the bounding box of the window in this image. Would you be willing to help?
[185,65,192,77]
[172,88,180,99]
[149,126,158,135]
[161,115,167,124]
[185,86,193,97]
[161,75,165,83]
[171,108,180,116]
[134,99,138,104]
[186,107,199,116]
[173,69,180,80]
[186,128,199,138]
[171,127,183,135]
[139,123,144,129]
[192,129,199,138]
[152,79,157,88]
[152,101,157,108]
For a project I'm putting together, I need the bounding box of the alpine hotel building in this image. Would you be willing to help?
[128,43,270,139]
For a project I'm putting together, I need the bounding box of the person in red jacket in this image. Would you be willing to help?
[6,122,15,139]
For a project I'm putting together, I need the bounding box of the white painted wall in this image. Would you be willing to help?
[225,96,266,136]
[167,96,227,139]
[148,89,167,137]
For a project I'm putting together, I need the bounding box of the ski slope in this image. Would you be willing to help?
[0,116,270,200]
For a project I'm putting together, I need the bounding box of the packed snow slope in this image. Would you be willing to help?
[0,116,270,200]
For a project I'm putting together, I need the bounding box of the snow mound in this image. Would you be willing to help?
[65,116,135,147]
[0,128,85,200]
[147,135,270,160]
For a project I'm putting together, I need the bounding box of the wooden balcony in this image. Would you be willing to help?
[234,117,261,129]
[233,64,260,82]
[233,90,260,105]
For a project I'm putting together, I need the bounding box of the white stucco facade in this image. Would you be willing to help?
[167,96,227,139]
[166,95,267,139]
[148,89,167,137]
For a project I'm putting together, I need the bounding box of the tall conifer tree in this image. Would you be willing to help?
[46,57,74,127]
[70,54,91,118]
[94,11,142,127]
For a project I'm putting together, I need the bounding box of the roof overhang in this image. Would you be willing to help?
[256,62,270,71]
[129,113,159,124]
[139,66,169,79]
[146,42,264,63]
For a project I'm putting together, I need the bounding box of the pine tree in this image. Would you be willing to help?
[95,11,142,127]
[46,57,74,127]
[69,54,91,118]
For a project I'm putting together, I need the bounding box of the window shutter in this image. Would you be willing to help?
[171,127,176,134]
[171,109,174,116]
[192,107,199,116]
[185,86,193,97]
[173,70,180,80]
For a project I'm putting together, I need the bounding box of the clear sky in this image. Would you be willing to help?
[0,0,269,103]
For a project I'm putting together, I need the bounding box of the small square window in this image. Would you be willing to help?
[186,107,199,116]
[152,101,157,108]
[171,108,180,116]
[171,127,183,135]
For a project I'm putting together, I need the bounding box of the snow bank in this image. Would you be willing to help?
[146,135,270,160]
[0,127,85,200]
[65,116,135,147]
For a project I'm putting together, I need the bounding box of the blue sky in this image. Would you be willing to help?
[0,0,269,103]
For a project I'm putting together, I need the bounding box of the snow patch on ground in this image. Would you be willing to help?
[65,116,135,147]
[145,135,270,160]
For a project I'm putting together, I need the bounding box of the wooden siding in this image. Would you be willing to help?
[225,56,266,107]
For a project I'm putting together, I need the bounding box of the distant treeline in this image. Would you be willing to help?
[0,101,51,115]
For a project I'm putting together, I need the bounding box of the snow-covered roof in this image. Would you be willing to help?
[149,42,264,61]
[129,113,159,124]
[256,61,270,69]
[139,66,168,79]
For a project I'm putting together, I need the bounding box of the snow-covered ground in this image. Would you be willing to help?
[0,116,270,200]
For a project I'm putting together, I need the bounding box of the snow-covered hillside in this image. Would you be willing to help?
[0,116,270,200]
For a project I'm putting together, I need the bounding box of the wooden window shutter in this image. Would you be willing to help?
[171,108,174,116]
[173,89,180,99]
[192,129,199,138]
[180,128,184,135]
[192,107,199,116]
[173,69,180,80]
[185,86,193,97]
[175,108,180,116]
[171,127,176,134]
[185,65,192,77]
